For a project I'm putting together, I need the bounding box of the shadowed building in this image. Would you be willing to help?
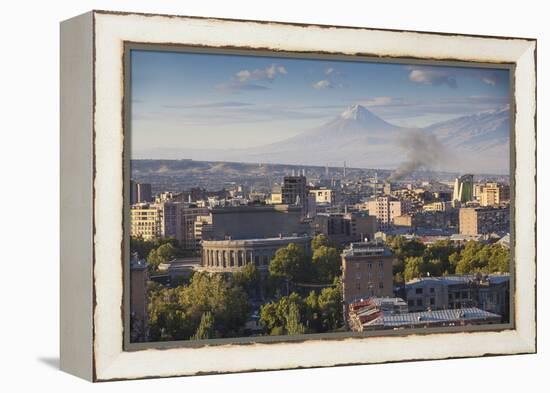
[130,180,153,204]
[282,175,307,205]
[130,254,148,342]
[459,206,510,235]
[209,204,308,240]
[312,212,377,245]
[341,242,395,304]
[401,274,510,318]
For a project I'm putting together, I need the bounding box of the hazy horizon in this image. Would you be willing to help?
[130,50,511,174]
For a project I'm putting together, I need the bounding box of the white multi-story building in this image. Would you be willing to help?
[309,187,335,205]
[365,196,411,229]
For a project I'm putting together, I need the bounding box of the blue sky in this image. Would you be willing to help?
[131,49,510,153]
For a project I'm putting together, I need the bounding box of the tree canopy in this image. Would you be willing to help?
[148,272,249,341]
[259,281,343,336]
[269,243,309,285]
[147,243,177,271]
[311,234,330,250]
[389,236,509,283]
[311,245,341,283]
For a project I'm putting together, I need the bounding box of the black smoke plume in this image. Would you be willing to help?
[389,130,448,181]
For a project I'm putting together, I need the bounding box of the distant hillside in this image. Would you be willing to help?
[134,104,510,175]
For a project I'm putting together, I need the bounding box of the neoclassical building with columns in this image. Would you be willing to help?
[200,236,311,272]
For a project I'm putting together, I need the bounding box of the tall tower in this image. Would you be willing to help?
[453,174,474,203]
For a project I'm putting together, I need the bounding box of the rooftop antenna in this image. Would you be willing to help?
[343,161,347,177]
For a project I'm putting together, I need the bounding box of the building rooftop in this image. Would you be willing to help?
[365,307,500,328]
[406,273,510,287]
[202,235,311,245]
[342,242,393,258]
[350,296,407,308]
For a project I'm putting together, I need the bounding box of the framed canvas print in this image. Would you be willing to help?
[60,10,537,381]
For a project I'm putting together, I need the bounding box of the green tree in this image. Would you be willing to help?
[259,292,304,335]
[423,240,456,274]
[191,311,215,340]
[147,243,177,271]
[312,234,329,251]
[455,241,488,274]
[316,282,343,332]
[259,285,343,335]
[312,246,341,283]
[448,251,461,274]
[233,263,260,296]
[148,272,249,341]
[403,256,425,281]
[420,258,444,277]
[269,243,308,293]
[131,236,179,260]
[487,244,510,273]
[286,302,306,335]
[386,236,427,278]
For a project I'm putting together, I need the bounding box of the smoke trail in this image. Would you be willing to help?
[389,130,448,181]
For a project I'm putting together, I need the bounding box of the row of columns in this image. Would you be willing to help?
[203,248,275,269]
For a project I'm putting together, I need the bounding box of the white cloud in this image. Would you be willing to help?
[408,66,505,88]
[325,67,335,75]
[311,80,332,89]
[236,63,287,82]
[409,68,457,88]
[482,77,496,86]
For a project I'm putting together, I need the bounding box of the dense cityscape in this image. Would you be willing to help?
[129,161,511,342]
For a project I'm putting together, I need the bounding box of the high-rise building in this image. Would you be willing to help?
[480,183,510,206]
[312,212,377,244]
[177,206,210,250]
[453,174,474,203]
[341,242,395,304]
[130,180,153,204]
[160,201,179,238]
[282,175,307,205]
[130,203,163,240]
[365,196,411,229]
[194,214,213,247]
[459,206,510,235]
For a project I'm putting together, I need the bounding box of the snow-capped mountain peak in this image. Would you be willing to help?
[340,104,371,120]
[329,103,399,132]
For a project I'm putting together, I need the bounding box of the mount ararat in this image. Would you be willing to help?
[136,104,510,175]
